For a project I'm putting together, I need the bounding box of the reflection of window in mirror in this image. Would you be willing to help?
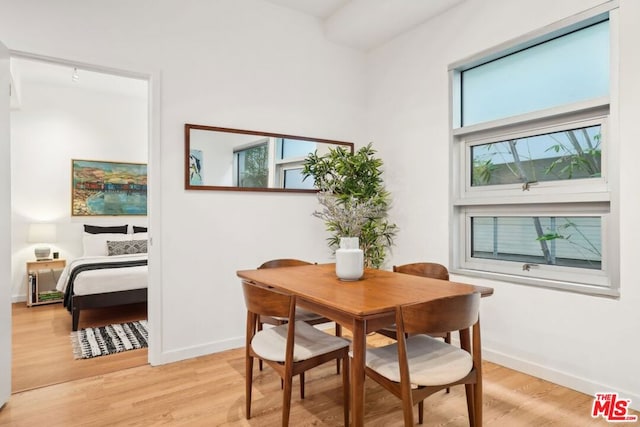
[233,140,269,188]
[274,138,318,190]
[283,167,314,190]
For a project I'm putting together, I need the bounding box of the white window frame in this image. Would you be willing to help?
[449,2,619,297]
[277,163,307,189]
[458,112,610,204]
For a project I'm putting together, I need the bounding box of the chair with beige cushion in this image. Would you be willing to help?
[258,259,343,373]
[242,280,350,427]
[378,262,451,345]
[363,292,482,426]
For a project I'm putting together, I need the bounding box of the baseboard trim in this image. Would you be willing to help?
[152,324,336,366]
[483,348,640,411]
[153,336,244,366]
[11,295,26,304]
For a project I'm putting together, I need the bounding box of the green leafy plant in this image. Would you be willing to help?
[302,143,398,268]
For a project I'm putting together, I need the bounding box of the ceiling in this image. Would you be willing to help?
[10,0,464,106]
[263,0,465,51]
[10,58,148,109]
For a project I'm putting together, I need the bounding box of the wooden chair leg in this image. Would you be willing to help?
[401,394,415,427]
[419,400,424,424]
[335,323,342,374]
[245,355,254,419]
[258,321,264,371]
[300,372,305,399]
[465,383,475,426]
[445,332,451,393]
[342,356,350,427]
[282,374,294,427]
[473,381,482,427]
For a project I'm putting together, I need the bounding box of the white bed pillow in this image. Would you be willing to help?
[83,232,131,257]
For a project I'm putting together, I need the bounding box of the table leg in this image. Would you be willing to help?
[351,319,365,427]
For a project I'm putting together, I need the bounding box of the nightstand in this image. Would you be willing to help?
[26,259,66,306]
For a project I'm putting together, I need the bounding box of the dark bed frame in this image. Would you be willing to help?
[71,288,147,331]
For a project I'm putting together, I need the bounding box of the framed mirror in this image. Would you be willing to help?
[184,124,354,192]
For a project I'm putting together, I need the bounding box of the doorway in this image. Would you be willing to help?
[9,55,152,392]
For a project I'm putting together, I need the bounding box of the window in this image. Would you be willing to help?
[450,4,618,296]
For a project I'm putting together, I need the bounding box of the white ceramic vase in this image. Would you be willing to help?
[335,237,364,281]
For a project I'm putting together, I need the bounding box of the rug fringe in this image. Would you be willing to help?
[70,331,84,359]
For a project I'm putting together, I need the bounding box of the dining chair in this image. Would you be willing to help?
[362,292,482,426]
[378,262,451,344]
[242,280,350,427]
[257,259,343,373]
[381,262,453,394]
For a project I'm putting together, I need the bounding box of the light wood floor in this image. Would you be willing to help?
[11,301,148,392]
[4,307,637,426]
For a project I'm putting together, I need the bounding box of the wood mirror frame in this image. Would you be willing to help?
[184,123,354,192]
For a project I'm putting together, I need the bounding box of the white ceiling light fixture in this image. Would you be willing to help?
[71,67,79,82]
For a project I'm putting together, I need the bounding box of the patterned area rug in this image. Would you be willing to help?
[71,320,148,359]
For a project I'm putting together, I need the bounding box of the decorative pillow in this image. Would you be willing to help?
[83,233,131,257]
[132,226,147,233]
[84,224,128,234]
[107,239,148,256]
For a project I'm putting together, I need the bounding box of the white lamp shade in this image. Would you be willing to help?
[27,223,57,243]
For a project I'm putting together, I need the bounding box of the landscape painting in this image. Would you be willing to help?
[72,159,148,216]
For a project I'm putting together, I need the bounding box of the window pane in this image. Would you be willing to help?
[237,144,268,187]
[283,168,314,190]
[279,138,317,160]
[471,125,601,186]
[462,20,609,126]
[471,216,601,269]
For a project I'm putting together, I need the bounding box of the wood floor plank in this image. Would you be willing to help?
[11,302,148,392]
[6,304,637,426]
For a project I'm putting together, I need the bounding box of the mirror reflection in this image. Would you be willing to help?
[185,124,353,192]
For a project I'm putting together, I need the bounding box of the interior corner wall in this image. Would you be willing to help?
[10,77,148,301]
[366,0,640,408]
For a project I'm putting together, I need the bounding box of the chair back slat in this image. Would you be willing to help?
[393,262,449,280]
[242,281,294,320]
[397,293,480,336]
[258,259,313,269]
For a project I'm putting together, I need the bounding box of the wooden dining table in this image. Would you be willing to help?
[237,263,493,426]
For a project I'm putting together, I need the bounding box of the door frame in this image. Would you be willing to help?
[7,50,163,375]
[0,39,11,409]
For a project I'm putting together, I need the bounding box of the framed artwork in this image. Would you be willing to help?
[71,159,147,216]
[189,149,203,185]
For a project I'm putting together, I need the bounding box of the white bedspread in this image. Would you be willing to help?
[56,254,148,296]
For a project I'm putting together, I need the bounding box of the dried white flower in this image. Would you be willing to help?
[313,191,383,238]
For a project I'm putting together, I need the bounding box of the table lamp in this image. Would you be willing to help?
[27,223,57,260]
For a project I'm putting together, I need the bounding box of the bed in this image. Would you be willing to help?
[55,226,148,331]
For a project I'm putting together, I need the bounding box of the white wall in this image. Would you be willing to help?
[367,0,640,408]
[0,0,366,364]
[10,67,148,301]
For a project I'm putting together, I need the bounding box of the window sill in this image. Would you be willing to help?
[450,268,620,298]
